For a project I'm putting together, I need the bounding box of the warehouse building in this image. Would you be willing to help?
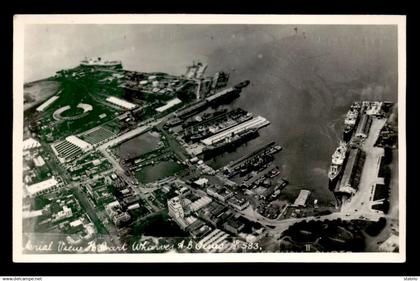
[106,96,137,110]
[201,116,269,146]
[36,95,59,112]
[336,148,365,196]
[355,114,372,139]
[155,98,182,113]
[51,135,93,163]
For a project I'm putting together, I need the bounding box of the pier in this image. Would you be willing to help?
[201,116,270,146]
[225,141,276,170]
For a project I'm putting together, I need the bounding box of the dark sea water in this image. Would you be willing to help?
[26,25,398,205]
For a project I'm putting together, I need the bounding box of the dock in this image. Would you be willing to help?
[200,116,270,146]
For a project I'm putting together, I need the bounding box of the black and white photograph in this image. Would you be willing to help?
[13,15,406,263]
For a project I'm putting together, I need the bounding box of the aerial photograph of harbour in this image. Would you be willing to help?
[17,20,403,257]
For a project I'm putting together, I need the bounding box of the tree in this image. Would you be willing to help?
[365,217,387,236]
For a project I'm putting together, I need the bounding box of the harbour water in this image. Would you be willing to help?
[115,131,161,160]
[26,25,398,205]
[135,160,185,184]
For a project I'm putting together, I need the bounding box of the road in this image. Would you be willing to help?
[98,119,163,150]
[156,122,191,162]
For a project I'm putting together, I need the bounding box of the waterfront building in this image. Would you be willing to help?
[292,190,311,207]
[155,98,182,113]
[336,148,365,197]
[36,95,59,112]
[200,116,269,146]
[355,114,372,139]
[105,96,137,110]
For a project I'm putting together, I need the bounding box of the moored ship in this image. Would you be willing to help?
[201,128,259,159]
[343,102,361,142]
[328,141,348,190]
[184,109,253,142]
[80,57,122,69]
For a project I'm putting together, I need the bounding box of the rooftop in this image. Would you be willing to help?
[106,96,137,110]
[23,138,41,151]
[26,177,58,196]
[155,98,182,113]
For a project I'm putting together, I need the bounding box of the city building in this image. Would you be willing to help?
[227,196,250,211]
[85,183,114,206]
[206,185,233,202]
[105,201,131,228]
[223,217,245,235]
[193,178,209,188]
[26,177,60,198]
[189,223,212,239]
[197,228,231,253]
[112,212,131,227]
[23,138,41,151]
[51,205,73,223]
[168,197,185,220]
[189,196,212,212]
[197,201,230,227]
[33,155,46,167]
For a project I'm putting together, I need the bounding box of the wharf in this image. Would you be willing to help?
[201,116,269,146]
